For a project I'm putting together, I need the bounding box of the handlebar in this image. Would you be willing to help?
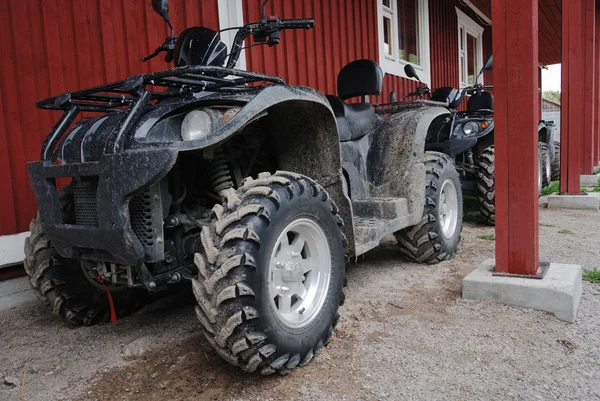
[279,18,315,29]
[226,15,314,68]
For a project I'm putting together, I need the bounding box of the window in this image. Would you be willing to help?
[456,8,484,87]
[378,0,431,84]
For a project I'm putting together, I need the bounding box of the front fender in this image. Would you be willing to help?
[137,84,356,254]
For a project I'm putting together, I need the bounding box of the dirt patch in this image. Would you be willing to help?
[1,207,600,401]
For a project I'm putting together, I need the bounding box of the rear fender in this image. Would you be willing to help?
[367,107,449,225]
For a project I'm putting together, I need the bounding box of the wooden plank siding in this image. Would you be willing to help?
[2,0,557,236]
[469,0,562,65]
[0,0,218,236]
[242,0,493,104]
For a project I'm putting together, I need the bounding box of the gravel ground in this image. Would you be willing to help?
[1,206,599,401]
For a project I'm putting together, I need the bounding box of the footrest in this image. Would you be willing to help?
[352,197,409,220]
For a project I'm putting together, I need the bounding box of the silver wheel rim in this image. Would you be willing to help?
[545,155,551,183]
[268,218,331,329]
[439,179,459,239]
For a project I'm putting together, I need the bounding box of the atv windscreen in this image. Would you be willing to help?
[173,27,228,67]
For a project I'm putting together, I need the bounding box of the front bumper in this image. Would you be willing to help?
[28,149,178,266]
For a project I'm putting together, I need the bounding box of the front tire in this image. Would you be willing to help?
[539,143,552,187]
[192,171,346,375]
[24,216,147,326]
[395,152,463,264]
[551,141,561,181]
[476,146,496,226]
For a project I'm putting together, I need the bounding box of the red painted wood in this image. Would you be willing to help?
[477,0,563,65]
[0,0,219,236]
[582,0,596,174]
[560,0,585,193]
[492,0,540,275]
[597,9,600,166]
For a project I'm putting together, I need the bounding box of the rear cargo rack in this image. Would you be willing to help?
[374,99,448,114]
[36,66,284,160]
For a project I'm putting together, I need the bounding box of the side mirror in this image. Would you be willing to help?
[152,0,170,24]
[404,64,421,82]
[482,55,493,71]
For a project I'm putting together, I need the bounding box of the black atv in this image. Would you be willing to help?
[538,119,560,186]
[398,56,554,225]
[24,0,462,375]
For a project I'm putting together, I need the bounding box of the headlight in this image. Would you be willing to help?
[462,121,480,136]
[181,110,212,141]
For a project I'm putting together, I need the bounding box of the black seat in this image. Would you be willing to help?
[327,59,384,142]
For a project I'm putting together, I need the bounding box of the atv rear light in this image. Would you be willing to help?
[181,110,212,141]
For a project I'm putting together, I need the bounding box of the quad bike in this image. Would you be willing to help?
[395,56,550,225]
[538,120,560,185]
[24,0,462,375]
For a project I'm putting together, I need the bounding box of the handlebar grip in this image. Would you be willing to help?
[481,85,494,90]
[279,18,315,29]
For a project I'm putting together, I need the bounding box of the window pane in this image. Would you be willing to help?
[383,0,391,8]
[460,27,464,51]
[383,16,393,56]
[460,54,465,84]
[467,33,477,84]
[397,0,420,65]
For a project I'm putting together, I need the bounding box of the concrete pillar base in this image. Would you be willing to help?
[548,193,599,210]
[463,259,582,322]
[581,174,599,186]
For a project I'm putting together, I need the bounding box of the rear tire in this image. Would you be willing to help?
[540,143,552,187]
[551,141,561,181]
[395,152,463,264]
[192,171,346,375]
[476,146,495,226]
[24,215,147,326]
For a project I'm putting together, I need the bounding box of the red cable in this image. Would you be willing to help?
[97,274,118,323]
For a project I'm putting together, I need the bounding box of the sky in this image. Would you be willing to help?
[542,64,561,92]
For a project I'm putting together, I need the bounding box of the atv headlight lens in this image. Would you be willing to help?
[181,110,212,141]
[462,121,480,136]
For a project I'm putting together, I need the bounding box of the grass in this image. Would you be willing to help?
[583,268,600,283]
[558,229,575,235]
[477,232,495,241]
[541,181,560,196]
[539,223,555,227]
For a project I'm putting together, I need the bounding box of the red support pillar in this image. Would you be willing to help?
[596,6,600,166]
[492,0,539,275]
[582,0,596,174]
[560,0,585,193]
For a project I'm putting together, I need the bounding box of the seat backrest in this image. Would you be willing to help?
[338,59,384,100]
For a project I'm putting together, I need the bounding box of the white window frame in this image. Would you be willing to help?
[377,0,431,85]
[456,7,484,87]
[218,0,246,70]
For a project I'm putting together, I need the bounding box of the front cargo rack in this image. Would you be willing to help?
[36,66,284,160]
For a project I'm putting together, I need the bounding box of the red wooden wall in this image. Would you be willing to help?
[242,0,493,103]
[0,0,218,236]
[1,0,493,236]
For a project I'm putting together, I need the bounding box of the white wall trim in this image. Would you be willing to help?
[0,231,29,268]
[377,0,431,85]
[217,0,246,70]
[460,0,492,25]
